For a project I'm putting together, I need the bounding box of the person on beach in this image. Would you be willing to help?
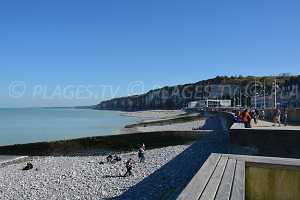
[22,162,33,171]
[239,108,252,128]
[283,108,288,126]
[107,155,113,163]
[273,107,281,127]
[124,158,133,177]
[138,143,146,162]
[113,155,121,162]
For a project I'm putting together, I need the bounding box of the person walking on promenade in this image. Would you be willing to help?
[251,109,258,124]
[138,143,146,162]
[255,109,259,122]
[273,107,281,127]
[283,108,288,126]
[260,108,265,121]
[124,158,133,177]
[234,111,241,122]
[240,108,252,128]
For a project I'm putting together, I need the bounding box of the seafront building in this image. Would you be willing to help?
[250,93,273,109]
[188,99,231,108]
[249,76,300,109]
[279,76,300,108]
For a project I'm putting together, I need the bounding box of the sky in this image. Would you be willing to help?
[0,0,300,108]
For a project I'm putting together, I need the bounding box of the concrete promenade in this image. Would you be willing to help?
[252,120,300,130]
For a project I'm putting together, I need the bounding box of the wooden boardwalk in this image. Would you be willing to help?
[177,153,300,200]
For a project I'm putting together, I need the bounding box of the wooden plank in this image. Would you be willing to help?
[221,154,300,167]
[215,158,237,200]
[177,153,221,200]
[230,160,245,200]
[199,156,229,200]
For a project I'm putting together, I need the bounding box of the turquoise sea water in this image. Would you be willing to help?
[0,108,139,161]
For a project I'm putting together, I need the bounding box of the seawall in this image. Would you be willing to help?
[0,130,227,156]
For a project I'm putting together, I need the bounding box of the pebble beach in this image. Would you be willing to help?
[0,111,228,199]
[0,139,228,199]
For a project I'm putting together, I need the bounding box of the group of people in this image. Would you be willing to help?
[22,144,145,178]
[124,143,146,177]
[104,144,146,177]
[234,107,288,128]
[234,108,253,128]
[273,107,288,127]
[106,155,122,164]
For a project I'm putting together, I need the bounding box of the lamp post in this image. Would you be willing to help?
[263,79,266,109]
[272,76,279,108]
[233,88,236,108]
[233,97,236,108]
[240,89,242,107]
[274,74,277,109]
[255,78,257,109]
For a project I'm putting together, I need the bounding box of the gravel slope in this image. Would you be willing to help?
[0,145,189,199]
[120,110,186,120]
[135,120,206,132]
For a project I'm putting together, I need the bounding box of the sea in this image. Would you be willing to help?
[0,108,139,162]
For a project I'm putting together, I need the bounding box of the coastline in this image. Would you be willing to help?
[0,110,229,199]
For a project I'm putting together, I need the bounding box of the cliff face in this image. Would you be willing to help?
[95,76,293,110]
[96,84,236,110]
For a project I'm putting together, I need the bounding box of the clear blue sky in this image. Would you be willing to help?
[1,0,299,108]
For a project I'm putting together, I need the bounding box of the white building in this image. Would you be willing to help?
[190,99,231,108]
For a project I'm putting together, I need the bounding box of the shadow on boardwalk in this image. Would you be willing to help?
[109,136,229,200]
